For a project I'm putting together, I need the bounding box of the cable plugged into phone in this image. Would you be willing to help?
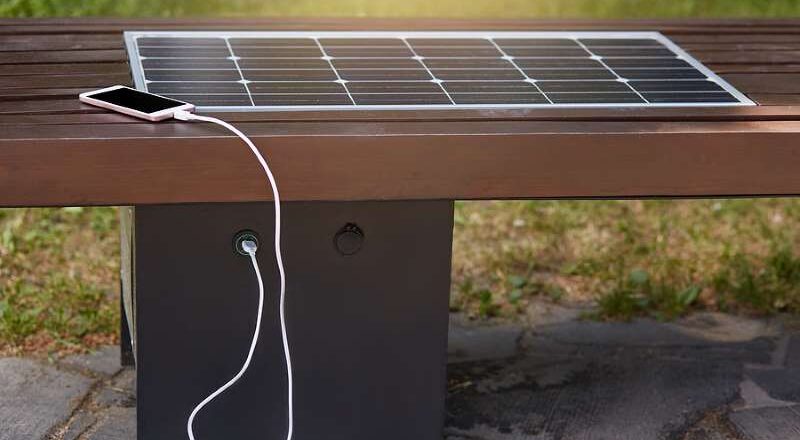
[172,109,194,121]
[78,88,293,440]
[176,109,294,440]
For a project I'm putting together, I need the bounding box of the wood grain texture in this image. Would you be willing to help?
[4,125,800,206]
[2,18,800,206]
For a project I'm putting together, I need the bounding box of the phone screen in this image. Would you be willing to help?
[89,87,188,114]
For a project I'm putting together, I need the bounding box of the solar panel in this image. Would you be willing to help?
[124,31,754,111]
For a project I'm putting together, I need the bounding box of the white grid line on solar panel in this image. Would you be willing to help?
[130,33,668,41]
[138,41,669,55]
[134,42,668,45]
[148,80,726,93]
[160,103,738,108]
[133,37,151,98]
[399,38,456,104]
[133,45,489,49]
[145,66,697,71]
[139,57,588,60]
[138,56,687,60]
[223,37,255,106]
[143,79,721,83]
[311,37,356,105]
[158,91,731,96]
[134,44,680,49]
[573,39,650,104]
[486,38,553,104]
[141,71,702,80]
[142,67,699,71]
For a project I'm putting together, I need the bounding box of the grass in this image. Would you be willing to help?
[3,0,800,354]
[0,208,119,356]
[450,199,800,321]
[14,199,800,355]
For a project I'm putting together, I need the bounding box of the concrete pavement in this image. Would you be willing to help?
[4,301,800,440]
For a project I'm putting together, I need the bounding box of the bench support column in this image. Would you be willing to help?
[133,200,454,440]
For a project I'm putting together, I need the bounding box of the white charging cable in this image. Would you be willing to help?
[175,109,294,440]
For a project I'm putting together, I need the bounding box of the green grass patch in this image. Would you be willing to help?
[451,199,800,320]
[713,247,800,314]
[0,207,119,356]
[7,198,800,352]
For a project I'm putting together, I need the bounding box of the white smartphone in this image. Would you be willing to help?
[79,85,195,121]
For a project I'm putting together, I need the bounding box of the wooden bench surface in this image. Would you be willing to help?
[2,18,800,206]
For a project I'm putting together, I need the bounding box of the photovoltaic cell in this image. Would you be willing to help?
[124,31,755,110]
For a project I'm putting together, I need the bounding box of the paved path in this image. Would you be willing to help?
[4,303,800,439]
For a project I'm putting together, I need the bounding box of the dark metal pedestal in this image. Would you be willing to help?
[133,200,454,440]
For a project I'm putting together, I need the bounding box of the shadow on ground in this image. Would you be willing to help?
[3,300,800,440]
[446,302,800,440]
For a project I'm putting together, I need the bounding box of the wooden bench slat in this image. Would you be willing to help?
[0,113,143,125]
[12,107,800,125]
[3,126,800,206]
[683,43,800,51]
[0,73,131,89]
[0,88,111,101]
[2,95,800,120]
[2,29,797,46]
[0,62,129,76]
[0,50,126,64]
[0,34,123,51]
[0,99,102,114]
[692,50,800,65]
[725,73,800,94]
[710,64,800,74]
[4,119,800,140]
[672,34,800,44]
[750,94,800,105]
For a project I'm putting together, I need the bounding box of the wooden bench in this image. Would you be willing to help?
[2,17,800,440]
